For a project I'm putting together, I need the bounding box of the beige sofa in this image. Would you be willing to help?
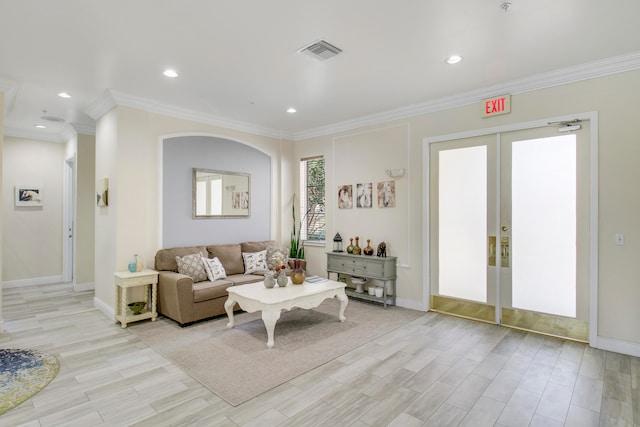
[155,240,301,326]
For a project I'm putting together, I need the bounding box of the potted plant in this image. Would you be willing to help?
[289,199,305,260]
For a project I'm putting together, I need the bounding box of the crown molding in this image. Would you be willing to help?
[60,125,78,142]
[293,51,640,141]
[0,78,18,113]
[84,90,117,120]
[70,122,96,136]
[111,90,294,140]
[4,126,67,143]
[82,51,640,143]
[85,89,294,141]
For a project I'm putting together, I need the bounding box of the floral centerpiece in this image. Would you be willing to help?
[275,263,288,287]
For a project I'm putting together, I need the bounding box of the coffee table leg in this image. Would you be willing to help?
[336,291,348,322]
[262,309,281,349]
[225,297,237,328]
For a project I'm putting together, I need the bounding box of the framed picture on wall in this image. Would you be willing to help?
[356,183,372,208]
[15,185,43,207]
[377,180,396,207]
[338,185,353,209]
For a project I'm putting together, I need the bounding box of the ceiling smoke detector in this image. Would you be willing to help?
[298,40,342,61]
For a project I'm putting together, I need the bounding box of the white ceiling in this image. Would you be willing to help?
[2,0,640,142]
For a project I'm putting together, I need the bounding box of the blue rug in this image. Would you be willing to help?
[0,349,60,415]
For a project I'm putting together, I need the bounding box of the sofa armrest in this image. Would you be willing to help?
[157,271,194,324]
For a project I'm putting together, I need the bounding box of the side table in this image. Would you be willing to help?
[114,269,158,328]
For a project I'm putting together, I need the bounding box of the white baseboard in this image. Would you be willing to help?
[2,275,64,288]
[93,297,115,320]
[74,282,95,292]
[395,297,427,311]
[595,336,640,357]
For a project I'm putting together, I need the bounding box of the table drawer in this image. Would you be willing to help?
[328,257,364,271]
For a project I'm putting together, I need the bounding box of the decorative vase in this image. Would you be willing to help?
[277,270,288,287]
[353,237,361,255]
[135,254,143,272]
[346,238,355,254]
[363,239,374,256]
[264,272,276,288]
[128,258,137,273]
[290,259,306,285]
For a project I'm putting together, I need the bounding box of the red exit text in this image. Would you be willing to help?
[482,94,511,118]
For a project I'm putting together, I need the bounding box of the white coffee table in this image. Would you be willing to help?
[224,278,348,348]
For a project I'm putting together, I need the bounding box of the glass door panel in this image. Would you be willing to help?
[430,135,497,323]
[439,146,487,302]
[500,125,590,341]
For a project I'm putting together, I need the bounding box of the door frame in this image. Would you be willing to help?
[63,155,76,284]
[422,111,599,346]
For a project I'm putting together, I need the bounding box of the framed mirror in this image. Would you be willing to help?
[192,168,250,218]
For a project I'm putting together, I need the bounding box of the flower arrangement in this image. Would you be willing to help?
[270,251,286,271]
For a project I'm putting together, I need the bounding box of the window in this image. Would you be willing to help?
[300,156,325,241]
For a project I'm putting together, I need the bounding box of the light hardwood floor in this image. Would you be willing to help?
[1,283,638,426]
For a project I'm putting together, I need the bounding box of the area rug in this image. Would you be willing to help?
[129,298,422,406]
[0,348,60,415]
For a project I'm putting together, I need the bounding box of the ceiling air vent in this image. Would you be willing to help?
[299,40,342,61]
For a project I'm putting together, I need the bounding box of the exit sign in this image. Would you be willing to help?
[482,94,511,118]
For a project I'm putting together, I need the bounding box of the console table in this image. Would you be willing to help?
[326,252,397,307]
[114,269,158,328]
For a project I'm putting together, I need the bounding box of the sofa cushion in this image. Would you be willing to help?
[242,250,268,274]
[207,244,244,275]
[175,253,208,283]
[240,240,277,253]
[155,246,207,272]
[202,256,227,281]
[192,279,234,303]
[225,274,264,285]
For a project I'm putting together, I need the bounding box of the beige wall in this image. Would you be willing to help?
[94,108,118,308]
[297,69,640,348]
[76,134,95,286]
[2,137,65,283]
[93,106,295,313]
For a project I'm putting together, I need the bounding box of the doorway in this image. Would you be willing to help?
[63,156,76,284]
[427,120,592,342]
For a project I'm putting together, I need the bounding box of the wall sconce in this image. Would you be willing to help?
[385,168,405,178]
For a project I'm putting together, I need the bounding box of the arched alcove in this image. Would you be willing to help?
[162,135,271,247]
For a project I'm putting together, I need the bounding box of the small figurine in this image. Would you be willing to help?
[377,242,387,257]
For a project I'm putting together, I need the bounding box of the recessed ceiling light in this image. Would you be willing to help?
[34,124,47,129]
[57,92,72,98]
[163,69,178,78]
[286,107,297,114]
[446,55,463,65]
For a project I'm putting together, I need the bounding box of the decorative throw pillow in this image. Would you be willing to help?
[266,247,287,271]
[202,257,227,281]
[242,250,269,274]
[175,253,208,283]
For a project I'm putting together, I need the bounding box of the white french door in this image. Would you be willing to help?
[429,123,590,341]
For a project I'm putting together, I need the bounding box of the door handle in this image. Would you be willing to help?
[488,236,509,267]
[501,237,510,268]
